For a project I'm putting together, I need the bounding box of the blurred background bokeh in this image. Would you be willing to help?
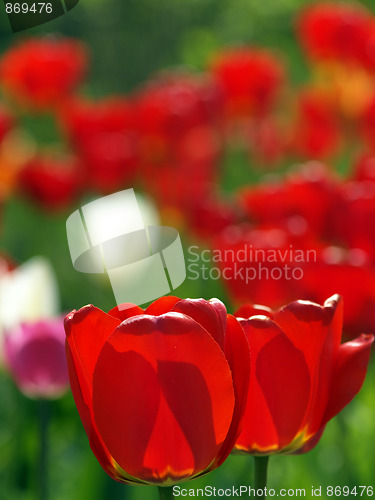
[1,1,375,499]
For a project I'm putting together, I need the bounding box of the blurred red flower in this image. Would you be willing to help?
[288,90,340,159]
[139,126,219,212]
[296,247,375,336]
[134,75,221,141]
[64,296,250,485]
[247,116,286,166]
[187,195,239,241]
[19,154,84,211]
[297,3,370,64]
[0,37,88,110]
[240,162,340,236]
[234,295,374,454]
[214,224,314,308]
[210,48,284,118]
[61,97,139,193]
[353,153,375,182]
[214,218,375,337]
[329,181,375,256]
[134,76,221,211]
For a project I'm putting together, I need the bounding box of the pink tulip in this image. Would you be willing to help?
[4,318,69,399]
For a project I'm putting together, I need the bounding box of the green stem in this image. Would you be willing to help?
[38,400,50,500]
[157,486,175,500]
[254,456,269,499]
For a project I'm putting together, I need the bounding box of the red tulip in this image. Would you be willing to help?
[288,90,340,160]
[150,126,219,211]
[19,154,84,211]
[210,48,284,118]
[61,97,139,193]
[140,161,215,217]
[139,125,219,214]
[234,295,374,454]
[134,75,220,141]
[247,116,286,166]
[187,196,239,241]
[132,75,221,210]
[64,296,250,485]
[297,3,370,64]
[0,37,88,110]
[240,162,340,237]
[329,181,375,256]
[213,224,316,308]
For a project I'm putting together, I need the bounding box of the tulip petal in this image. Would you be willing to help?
[64,307,141,482]
[234,304,273,319]
[306,295,343,434]
[235,316,310,453]
[171,298,227,349]
[274,295,343,437]
[66,341,147,485]
[108,304,145,321]
[157,360,218,474]
[92,313,235,484]
[95,348,161,480]
[256,325,311,450]
[64,305,121,386]
[65,346,119,480]
[215,315,250,465]
[275,295,341,353]
[323,334,374,424]
[145,296,181,315]
[293,426,326,455]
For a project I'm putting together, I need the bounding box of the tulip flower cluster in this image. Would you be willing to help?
[1,3,375,216]
[64,294,373,485]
